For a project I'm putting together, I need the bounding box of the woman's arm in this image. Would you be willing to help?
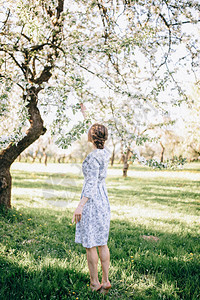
[72,196,88,224]
[72,104,94,224]
[72,103,89,224]
[72,157,100,224]
[80,103,87,119]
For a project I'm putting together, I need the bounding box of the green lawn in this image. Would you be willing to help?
[0,163,200,299]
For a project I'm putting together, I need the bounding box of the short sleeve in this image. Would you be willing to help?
[82,156,100,199]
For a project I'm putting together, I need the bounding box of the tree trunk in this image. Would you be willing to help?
[123,148,130,177]
[118,142,125,164]
[160,142,165,163]
[42,147,47,165]
[0,168,12,209]
[32,150,39,163]
[110,144,116,166]
[44,154,48,166]
[0,86,46,209]
[25,154,28,163]
[190,144,200,156]
[110,137,116,166]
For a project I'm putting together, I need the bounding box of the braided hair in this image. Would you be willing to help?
[88,123,108,149]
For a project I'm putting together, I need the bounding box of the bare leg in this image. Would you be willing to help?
[86,247,101,291]
[98,245,111,293]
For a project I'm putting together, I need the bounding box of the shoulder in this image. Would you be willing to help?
[96,147,111,161]
[84,147,111,163]
[103,147,112,159]
[83,151,100,166]
[92,147,111,164]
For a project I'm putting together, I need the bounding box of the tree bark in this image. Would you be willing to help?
[190,144,200,156]
[110,137,116,166]
[123,148,130,177]
[110,144,116,166]
[0,169,12,209]
[0,87,46,209]
[42,147,48,166]
[118,142,125,164]
[160,142,165,163]
[32,150,39,163]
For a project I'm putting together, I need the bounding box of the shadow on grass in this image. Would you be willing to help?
[12,176,83,195]
[0,255,101,300]
[12,170,200,214]
[1,208,200,299]
[0,208,104,300]
[108,220,200,299]
[108,177,200,214]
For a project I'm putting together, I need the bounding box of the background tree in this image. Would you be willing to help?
[181,84,200,160]
[110,135,118,166]
[1,0,200,208]
[0,0,68,208]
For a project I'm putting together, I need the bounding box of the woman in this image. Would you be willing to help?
[72,123,112,295]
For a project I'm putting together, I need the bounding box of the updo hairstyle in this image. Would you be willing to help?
[88,123,108,149]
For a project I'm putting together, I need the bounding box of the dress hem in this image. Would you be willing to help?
[75,241,108,248]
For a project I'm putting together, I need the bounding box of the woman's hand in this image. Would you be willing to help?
[72,196,88,224]
[80,103,87,119]
[72,206,83,224]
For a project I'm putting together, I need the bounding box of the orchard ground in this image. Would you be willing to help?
[0,162,200,299]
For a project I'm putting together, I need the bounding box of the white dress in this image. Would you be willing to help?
[75,147,111,248]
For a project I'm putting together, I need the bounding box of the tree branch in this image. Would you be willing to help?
[8,52,26,77]
[56,0,64,19]
[172,19,200,26]
[33,65,53,84]
[0,87,47,167]
[0,8,10,31]
[159,13,170,28]
[21,33,31,42]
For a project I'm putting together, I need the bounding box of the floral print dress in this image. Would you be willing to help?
[75,147,111,248]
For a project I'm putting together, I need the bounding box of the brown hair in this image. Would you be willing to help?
[88,123,108,149]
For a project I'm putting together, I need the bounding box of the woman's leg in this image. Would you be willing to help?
[86,246,101,291]
[98,245,111,290]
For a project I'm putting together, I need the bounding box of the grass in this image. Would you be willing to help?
[0,163,200,299]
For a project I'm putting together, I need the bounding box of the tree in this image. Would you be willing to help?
[0,0,68,208]
[1,0,200,208]
[110,135,118,166]
[182,84,200,160]
[62,0,200,176]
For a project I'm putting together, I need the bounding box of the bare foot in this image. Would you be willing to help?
[100,281,112,295]
[90,283,102,292]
